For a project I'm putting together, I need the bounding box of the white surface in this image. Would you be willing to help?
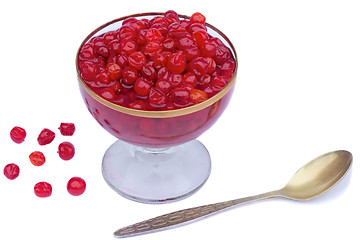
[0,0,359,239]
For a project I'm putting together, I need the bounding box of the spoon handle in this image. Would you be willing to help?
[114,190,280,238]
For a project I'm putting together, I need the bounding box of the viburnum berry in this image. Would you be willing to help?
[128,51,146,70]
[190,12,206,24]
[184,72,198,87]
[141,64,157,81]
[148,88,167,107]
[3,163,20,180]
[155,79,172,94]
[168,52,186,73]
[144,41,162,57]
[169,73,183,88]
[107,63,122,81]
[162,38,175,51]
[190,88,208,103]
[67,177,86,196]
[59,123,76,136]
[118,26,136,41]
[120,40,137,55]
[29,151,46,166]
[34,182,52,198]
[211,76,228,91]
[122,66,139,85]
[145,28,163,42]
[10,126,26,144]
[134,77,152,97]
[192,30,209,46]
[37,128,55,146]
[171,88,190,107]
[58,141,75,161]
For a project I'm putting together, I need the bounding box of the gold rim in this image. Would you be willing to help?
[76,12,238,118]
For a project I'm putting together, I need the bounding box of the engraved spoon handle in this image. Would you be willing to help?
[114,190,280,238]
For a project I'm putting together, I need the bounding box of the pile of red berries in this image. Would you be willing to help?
[78,11,235,110]
[5,124,86,197]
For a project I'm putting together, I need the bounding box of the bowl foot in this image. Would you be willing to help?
[102,139,211,204]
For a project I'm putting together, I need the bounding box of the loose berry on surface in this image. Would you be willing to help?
[67,177,86,196]
[10,126,26,144]
[37,128,56,146]
[58,142,75,161]
[59,123,76,136]
[34,182,52,198]
[29,151,46,166]
[4,163,20,180]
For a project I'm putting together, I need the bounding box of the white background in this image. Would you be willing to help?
[0,0,359,239]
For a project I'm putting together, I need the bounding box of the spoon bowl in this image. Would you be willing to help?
[280,150,352,200]
[114,150,353,238]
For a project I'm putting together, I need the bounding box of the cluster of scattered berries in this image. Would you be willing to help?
[5,123,86,197]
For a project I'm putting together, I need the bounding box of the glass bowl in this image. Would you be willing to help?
[76,12,238,203]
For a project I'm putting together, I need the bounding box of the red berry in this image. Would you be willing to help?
[134,77,152,96]
[67,177,86,196]
[190,12,206,24]
[177,36,195,50]
[171,88,190,107]
[192,30,209,46]
[37,128,55,146]
[211,76,228,91]
[34,182,52,198]
[116,52,129,67]
[188,23,207,34]
[144,41,162,57]
[141,64,157,81]
[190,88,208,103]
[58,141,75,161]
[103,31,116,45]
[155,79,172,94]
[120,40,137,55]
[29,151,46,166]
[153,53,169,69]
[128,51,146,70]
[169,73,183,88]
[148,87,166,107]
[58,123,76,136]
[79,61,98,82]
[3,163,20,180]
[106,63,122,81]
[184,72,198,87]
[118,26,136,41]
[214,45,231,65]
[188,57,209,77]
[10,126,26,144]
[168,52,186,73]
[200,41,216,57]
[145,28,163,42]
[122,66,138,85]
[168,23,188,39]
[184,45,201,61]
[79,43,95,60]
[162,38,175,51]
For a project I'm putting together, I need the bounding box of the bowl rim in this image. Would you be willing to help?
[76,12,238,118]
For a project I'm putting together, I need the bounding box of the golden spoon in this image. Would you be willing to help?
[114,150,352,238]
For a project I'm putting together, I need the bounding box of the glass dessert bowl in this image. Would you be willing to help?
[76,11,238,203]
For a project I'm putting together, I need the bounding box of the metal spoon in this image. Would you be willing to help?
[114,150,352,238]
